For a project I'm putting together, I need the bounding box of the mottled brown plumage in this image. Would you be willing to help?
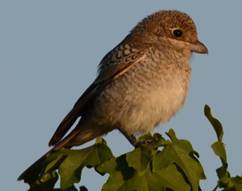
[49,10,207,147]
[18,10,207,180]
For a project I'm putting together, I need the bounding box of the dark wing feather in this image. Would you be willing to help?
[48,41,147,146]
[48,82,98,146]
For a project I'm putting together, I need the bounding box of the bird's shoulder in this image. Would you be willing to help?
[96,36,149,83]
[72,36,151,112]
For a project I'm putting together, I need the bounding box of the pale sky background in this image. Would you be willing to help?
[1,1,242,190]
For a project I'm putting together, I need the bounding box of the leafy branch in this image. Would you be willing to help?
[204,105,242,191]
[19,105,242,191]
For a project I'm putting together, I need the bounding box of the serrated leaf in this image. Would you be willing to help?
[204,105,242,191]
[57,143,113,189]
[155,164,190,191]
[118,170,166,191]
[21,130,206,191]
[153,139,205,191]
[97,155,135,191]
[126,147,152,171]
[204,105,224,142]
[98,131,204,191]
[118,165,190,191]
[152,150,172,170]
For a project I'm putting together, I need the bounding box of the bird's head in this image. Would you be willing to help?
[132,10,208,54]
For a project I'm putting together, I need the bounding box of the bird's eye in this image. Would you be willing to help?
[172,29,183,38]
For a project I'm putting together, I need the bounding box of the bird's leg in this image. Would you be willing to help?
[137,136,154,145]
[118,128,137,147]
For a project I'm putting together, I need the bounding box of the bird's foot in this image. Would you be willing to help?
[118,128,163,148]
[135,133,164,148]
[134,134,155,147]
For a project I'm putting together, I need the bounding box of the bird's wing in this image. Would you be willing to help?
[48,82,98,146]
[48,43,147,146]
[96,46,145,83]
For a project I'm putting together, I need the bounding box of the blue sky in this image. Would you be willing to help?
[1,1,242,190]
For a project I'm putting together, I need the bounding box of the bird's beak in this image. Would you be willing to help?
[191,40,208,54]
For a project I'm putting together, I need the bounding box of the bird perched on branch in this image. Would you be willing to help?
[18,10,208,180]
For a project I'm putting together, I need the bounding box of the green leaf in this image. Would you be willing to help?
[101,161,186,191]
[212,142,227,165]
[28,171,58,191]
[166,128,178,142]
[56,142,113,189]
[21,130,206,191]
[98,131,205,191]
[204,105,242,191]
[97,155,135,191]
[118,170,166,191]
[20,105,242,191]
[204,104,224,142]
[45,152,66,173]
[126,147,152,171]
[232,176,242,190]
[153,139,205,191]
[155,164,190,191]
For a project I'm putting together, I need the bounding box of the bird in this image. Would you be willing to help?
[18,10,208,180]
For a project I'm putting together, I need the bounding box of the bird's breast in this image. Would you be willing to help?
[94,53,191,134]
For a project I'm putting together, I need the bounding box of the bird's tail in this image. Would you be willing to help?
[18,122,111,181]
[17,148,54,181]
[53,122,111,148]
[17,127,80,181]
